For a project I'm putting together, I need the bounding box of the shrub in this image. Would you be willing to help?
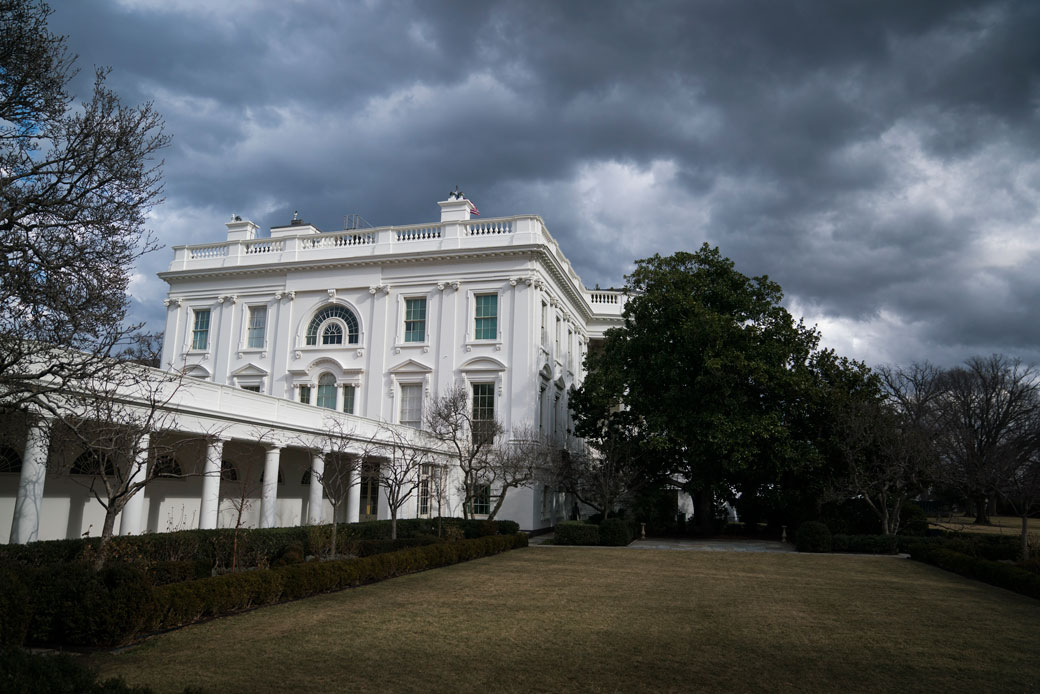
[28,563,156,648]
[898,502,929,536]
[910,548,1040,601]
[899,534,1020,561]
[599,518,633,546]
[553,521,601,546]
[796,522,832,553]
[0,646,153,694]
[0,564,32,646]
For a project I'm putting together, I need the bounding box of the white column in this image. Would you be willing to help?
[199,437,225,530]
[260,444,282,529]
[345,463,360,523]
[119,433,150,536]
[307,452,325,525]
[10,417,51,544]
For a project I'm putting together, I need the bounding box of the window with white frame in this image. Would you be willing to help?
[404,297,426,343]
[472,382,495,444]
[342,385,356,414]
[555,317,561,359]
[540,301,548,347]
[474,294,497,340]
[305,305,359,346]
[241,385,261,393]
[469,483,491,516]
[567,329,574,371]
[316,373,337,410]
[247,305,266,348]
[191,309,210,350]
[399,384,423,428]
[299,385,312,405]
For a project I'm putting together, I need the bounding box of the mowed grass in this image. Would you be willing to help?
[930,514,1040,537]
[91,548,1040,694]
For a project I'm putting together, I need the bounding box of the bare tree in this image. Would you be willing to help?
[828,364,942,535]
[487,424,549,521]
[1,0,168,412]
[47,339,200,567]
[425,385,502,519]
[373,425,431,539]
[303,414,366,559]
[1001,449,1040,560]
[934,355,1040,525]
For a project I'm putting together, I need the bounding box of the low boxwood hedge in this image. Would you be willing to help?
[831,534,899,554]
[598,518,634,546]
[553,521,601,546]
[0,518,522,572]
[3,534,528,649]
[796,521,832,553]
[910,547,1040,600]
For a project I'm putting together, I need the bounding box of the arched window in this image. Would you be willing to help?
[221,460,238,481]
[72,450,114,476]
[154,455,182,478]
[316,373,337,410]
[305,305,359,346]
[0,445,21,473]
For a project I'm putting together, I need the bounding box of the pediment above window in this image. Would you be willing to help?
[461,356,507,373]
[231,362,269,377]
[389,358,433,374]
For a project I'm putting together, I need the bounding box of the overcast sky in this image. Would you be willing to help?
[49,0,1040,369]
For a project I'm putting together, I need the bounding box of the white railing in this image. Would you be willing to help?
[589,292,621,304]
[395,225,442,241]
[465,220,512,236]
[189,243,229,259]
[244,239,285,254]
[302,230,376,249]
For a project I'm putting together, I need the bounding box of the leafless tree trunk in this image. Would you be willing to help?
[373,425,431,539]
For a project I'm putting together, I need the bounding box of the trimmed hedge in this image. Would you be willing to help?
[3,534,527,649]
[553,521,601,546]
[796,521,832,553]
[0,646,157,693]
[898,534,1020,561]
[598,518,634,546]
[910,547,1040,600]
[0,518,522,572]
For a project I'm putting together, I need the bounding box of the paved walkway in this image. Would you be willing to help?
[529,533,795,553]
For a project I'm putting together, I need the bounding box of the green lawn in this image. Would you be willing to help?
[90,547,1040,693]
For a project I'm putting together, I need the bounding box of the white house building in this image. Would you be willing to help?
[1,195,626,542]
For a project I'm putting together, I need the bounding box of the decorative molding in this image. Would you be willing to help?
[451,281,461,290]
[465,345,472,352]
[327,288,336,298]
[294,350,302,360]
[422,346,429,353]
[287,291,295,301]
[355,349,364,358]
[436,282,445,291]
[274,292,282,301]
[394,347,401,355]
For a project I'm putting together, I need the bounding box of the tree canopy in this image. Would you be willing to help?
[0,0,168,411]
[572,245,866,531]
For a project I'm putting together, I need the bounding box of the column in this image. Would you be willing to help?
[260,444,283,529]
[307,452,325,525]
[199,436,226,530]
[9,417,51,544]
[119,433,150,535]
[345,462,361,523]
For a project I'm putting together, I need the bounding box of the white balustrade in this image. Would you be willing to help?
[245,239,285,254]
[190,243,230,260]
[465,220,513,236]
[395,225,442,241]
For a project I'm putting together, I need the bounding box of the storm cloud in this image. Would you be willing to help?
[48,0,1040,368]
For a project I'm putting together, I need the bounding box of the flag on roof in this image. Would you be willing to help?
[469,201,480,216]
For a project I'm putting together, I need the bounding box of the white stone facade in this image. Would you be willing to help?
[0,196,625,541]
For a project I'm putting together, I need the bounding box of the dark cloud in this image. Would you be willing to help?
[47,0,1040,367]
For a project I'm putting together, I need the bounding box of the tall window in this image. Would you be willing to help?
[472,382,495,444]
[247,306,266,348]
[474,294,497,340]
[299,385,312,405]
[192,309,210,350]
[305,305,359,345]
[419,464,431,515]
[567,329,574,370]
[555,317,561,357]
[404,298,426,342]
[342,385,356,414]
[316,373,337,410]
[400,384,422,428]
[470,484,491,516]
[540,301,548,346]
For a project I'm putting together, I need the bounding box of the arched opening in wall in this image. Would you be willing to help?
[359,459,379,521]
[71,450,114,476]
[316,372,337,409]
[154,455,182,478]
[221,460,238,481]
[0,445,21,473]
[305,305,360,346]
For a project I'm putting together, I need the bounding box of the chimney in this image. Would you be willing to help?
[225,217,258,241]
[439,195,473,222]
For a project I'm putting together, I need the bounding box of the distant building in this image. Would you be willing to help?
[1,195,626,541]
